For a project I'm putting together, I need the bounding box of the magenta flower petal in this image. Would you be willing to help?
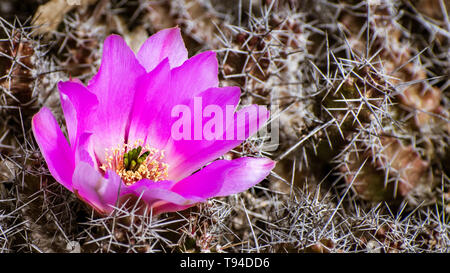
[129,53,220,150]
[168,103,270,181]
[75,132,97,168]
[149,202,194,215]
[58,80,98,149]
[32,107,75,190]
[171,157,275,199]
[127,58,173,148]
[72,161,121,214]
[86,34,146,160]
[137,27,188,72]
[170,51,219,103]
[165,85,241,180]
[121,180,201,215]
[121,179,201,208]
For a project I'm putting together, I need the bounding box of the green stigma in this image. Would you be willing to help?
[123,146,150,171]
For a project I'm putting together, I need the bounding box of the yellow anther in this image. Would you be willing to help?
[100,141,169,186]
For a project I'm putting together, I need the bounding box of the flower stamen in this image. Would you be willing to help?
[100,140,169,186]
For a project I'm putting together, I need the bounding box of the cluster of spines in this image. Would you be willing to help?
[1,0,448,253]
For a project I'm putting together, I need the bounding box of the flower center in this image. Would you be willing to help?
[100,140,169,186]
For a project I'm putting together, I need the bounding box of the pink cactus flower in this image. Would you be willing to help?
[32,27,275,215]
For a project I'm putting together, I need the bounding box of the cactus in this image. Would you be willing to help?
[0,0,448,253]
